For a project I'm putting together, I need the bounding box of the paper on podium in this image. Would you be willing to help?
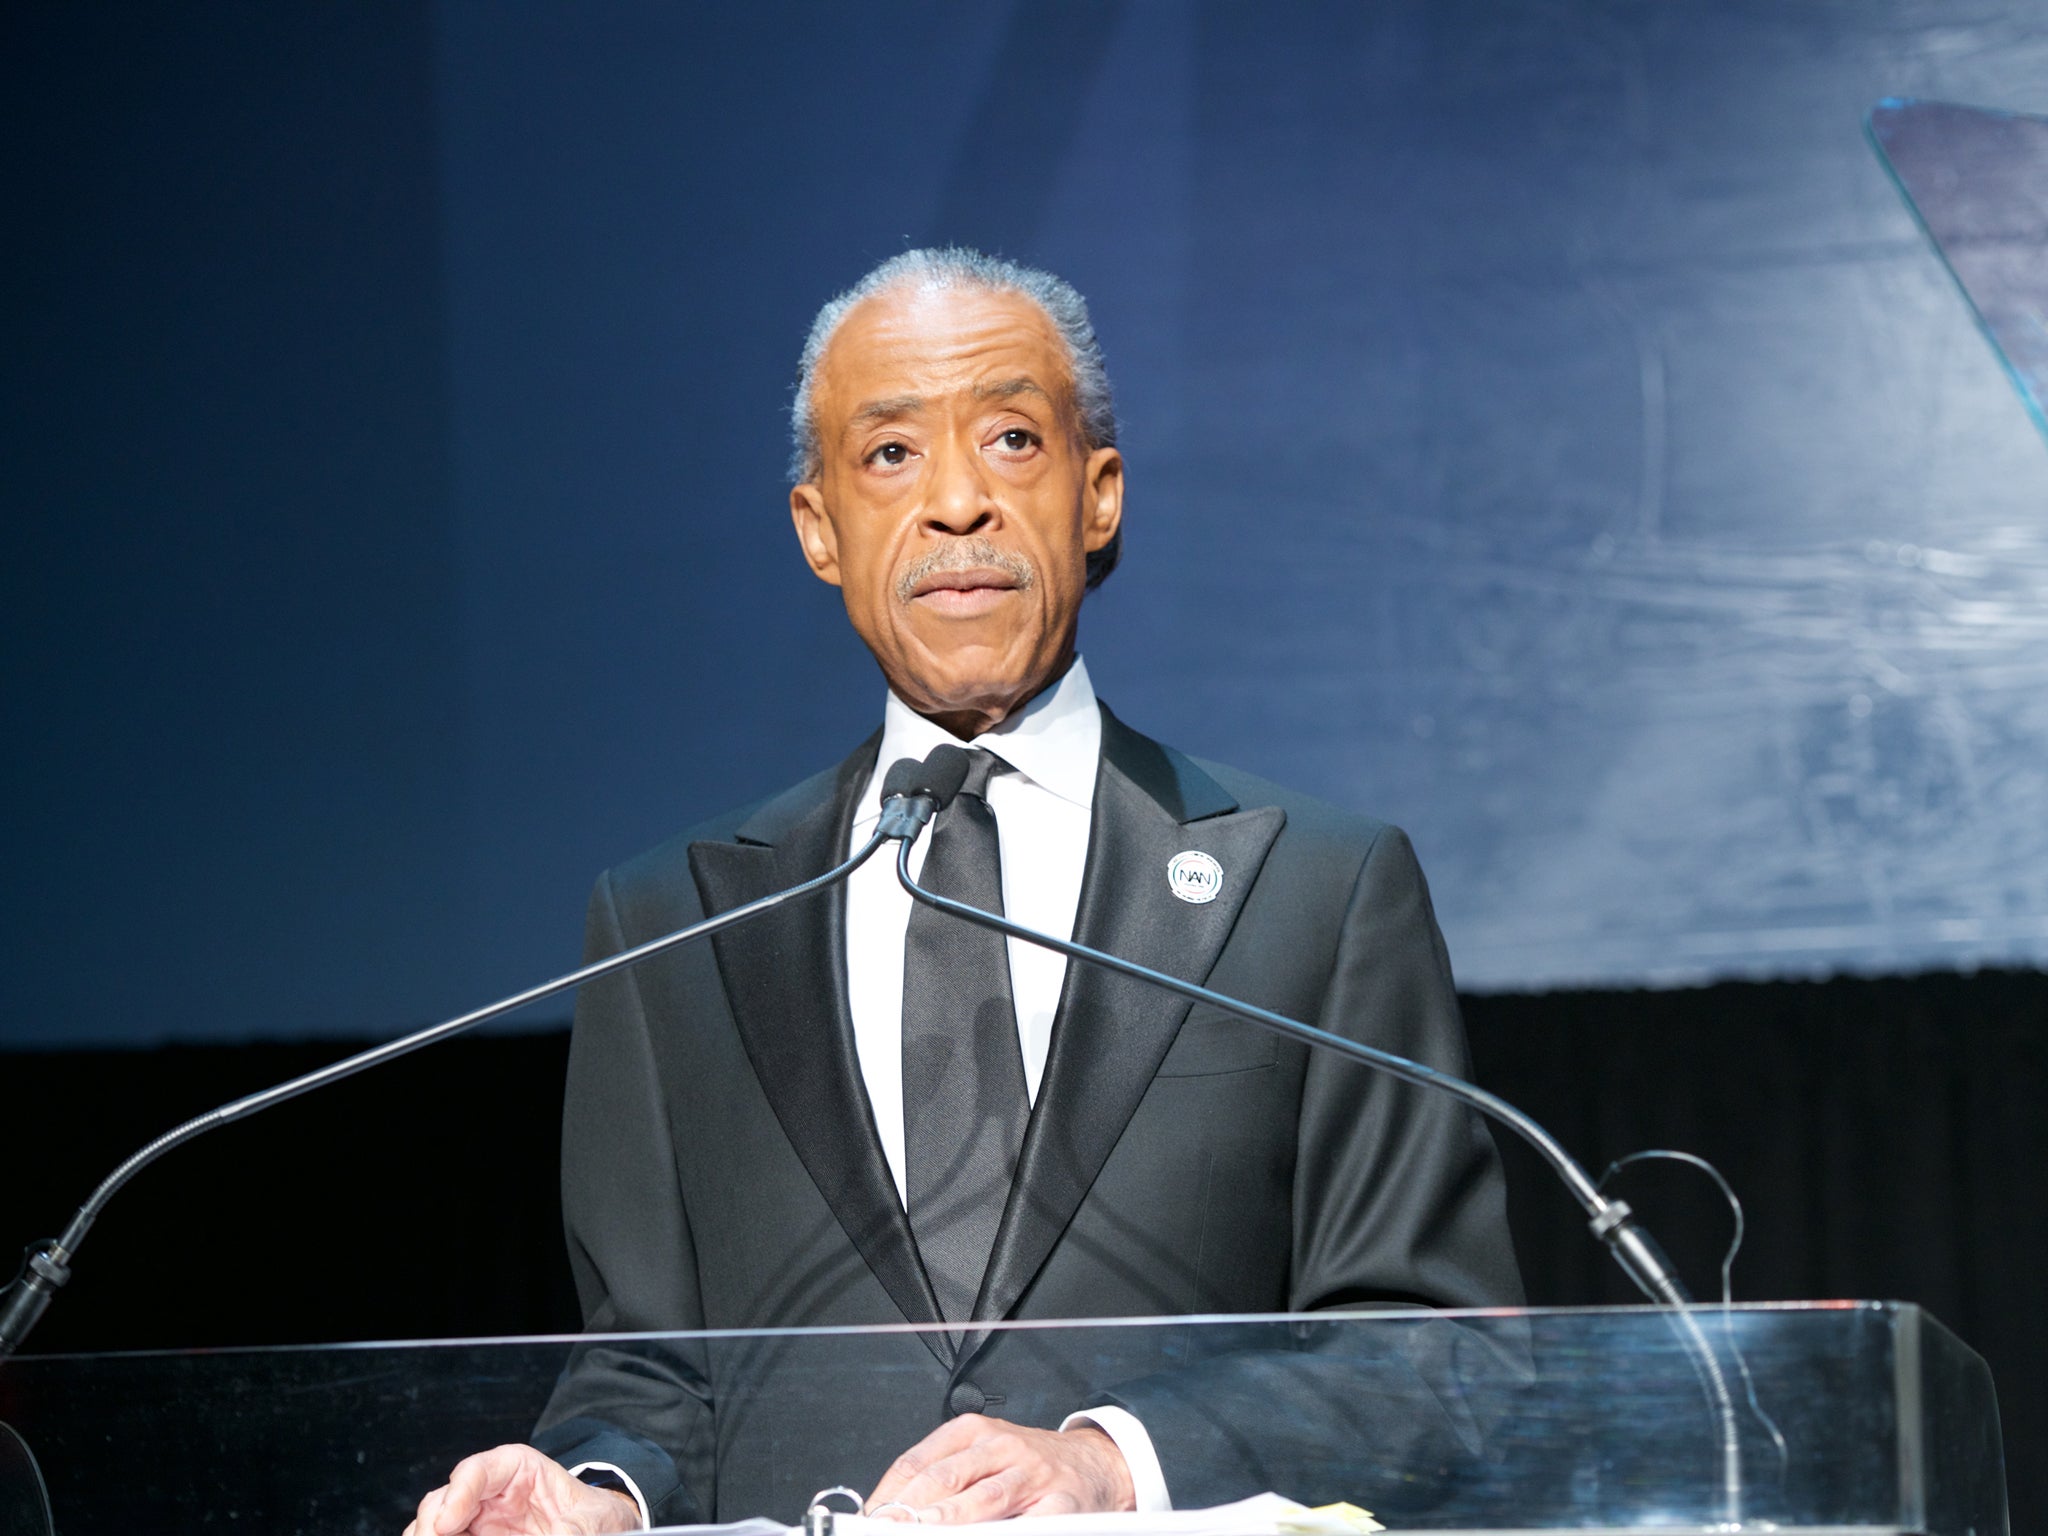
[643,1493,1384,1536]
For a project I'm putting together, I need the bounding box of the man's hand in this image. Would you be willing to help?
[866,1416,1135,1522]
[404,1443,641,1535]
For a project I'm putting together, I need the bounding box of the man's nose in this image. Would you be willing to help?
[923,438,997,534]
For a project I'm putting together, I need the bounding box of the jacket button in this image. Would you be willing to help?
[947,1381,987,1416]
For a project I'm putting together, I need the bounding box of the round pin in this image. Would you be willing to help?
[1167,849,1224,905]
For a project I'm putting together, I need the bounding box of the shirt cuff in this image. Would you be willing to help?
[1060,1405,1171,1512]
[567,1460,650,1529]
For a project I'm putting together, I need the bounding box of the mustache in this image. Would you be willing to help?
[894,538,1038,603]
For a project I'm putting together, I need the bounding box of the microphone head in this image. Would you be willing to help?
[879,745,973,810]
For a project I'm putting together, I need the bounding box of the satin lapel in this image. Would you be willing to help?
[970,712,1286,1330]
[688,743,948,1360]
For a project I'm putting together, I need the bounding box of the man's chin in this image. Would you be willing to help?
[892,671,1048,737]
[879,625,1074,730]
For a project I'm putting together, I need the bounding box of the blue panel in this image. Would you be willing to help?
[8,1,2048,1043]
[429,0,2048,996]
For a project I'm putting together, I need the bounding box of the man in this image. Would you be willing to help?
[408,249,1520,1536]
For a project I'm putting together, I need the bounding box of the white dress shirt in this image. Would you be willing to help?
[846,657,1099,1192]
[844,656,1172,1513]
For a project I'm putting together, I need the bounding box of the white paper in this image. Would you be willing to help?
[642,1492,1384,1536]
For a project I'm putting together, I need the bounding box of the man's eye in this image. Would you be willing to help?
[996,429,1037,451]
[870,441,910,466]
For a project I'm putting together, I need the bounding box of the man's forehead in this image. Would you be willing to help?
[815,285,1073,419]
[847,376,1056,429]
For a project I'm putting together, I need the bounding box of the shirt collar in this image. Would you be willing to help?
[855,656,1102,826]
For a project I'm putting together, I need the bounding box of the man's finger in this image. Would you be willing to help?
[432,1459,488,1533]
[1017,1488,1086,1518]
[868,1415,992,1505]
[432,1446,525,1535]
[890,1439,1018,1517]
[890,1427,1061,1525]
[411,1485,450,1536]
[914,1459,1034,1525]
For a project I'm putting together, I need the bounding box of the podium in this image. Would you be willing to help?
[0,1303,2005,1535]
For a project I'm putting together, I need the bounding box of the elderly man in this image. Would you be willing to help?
[408,249,1520,1536]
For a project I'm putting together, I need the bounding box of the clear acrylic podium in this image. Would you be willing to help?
[0,1303,2005,1535]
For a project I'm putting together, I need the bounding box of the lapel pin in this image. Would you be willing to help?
[1167,849,1224,905]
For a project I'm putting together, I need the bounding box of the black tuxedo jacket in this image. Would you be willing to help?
[536,708,1523,1520]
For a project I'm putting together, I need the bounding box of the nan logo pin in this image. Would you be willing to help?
[1167,849,1224,905]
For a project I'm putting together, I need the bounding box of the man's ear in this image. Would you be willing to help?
[789,482,844,587]
[1080,446,1124,553]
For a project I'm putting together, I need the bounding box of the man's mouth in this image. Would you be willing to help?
[908,567,1021,616]
[912,566,1019,596]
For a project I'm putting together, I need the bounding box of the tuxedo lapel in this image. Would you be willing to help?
[687,738,949,1360]
[970,708,1286,1329]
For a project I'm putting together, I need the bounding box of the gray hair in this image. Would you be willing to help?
[789,246,1122,589]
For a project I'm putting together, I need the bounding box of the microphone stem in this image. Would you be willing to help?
[0,828,894,1361]
[898,842,1606,1216]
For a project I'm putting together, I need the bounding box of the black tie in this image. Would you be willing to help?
[901,747,1029,1324]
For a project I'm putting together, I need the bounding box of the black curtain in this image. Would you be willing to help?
[4,969,2042,1527]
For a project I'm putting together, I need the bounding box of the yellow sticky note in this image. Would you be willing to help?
[1277,1502,1384,1535]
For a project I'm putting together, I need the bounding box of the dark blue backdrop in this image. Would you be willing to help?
[7,1,2048,1047]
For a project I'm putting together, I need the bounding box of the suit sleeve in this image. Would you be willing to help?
[530,871,716,1526]
[1090,824,1530,1515]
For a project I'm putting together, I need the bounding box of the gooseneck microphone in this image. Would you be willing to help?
[892,742,1746,1524]
[875,750,971,841]
[0,761,952,1361]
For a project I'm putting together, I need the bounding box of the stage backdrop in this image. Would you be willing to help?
[8,0,2048,1049]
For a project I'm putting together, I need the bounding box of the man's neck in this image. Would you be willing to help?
[859,657,1098,830]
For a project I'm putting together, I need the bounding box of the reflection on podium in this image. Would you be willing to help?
[0,1423,53,1536]
[0,1304,2008,1535]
